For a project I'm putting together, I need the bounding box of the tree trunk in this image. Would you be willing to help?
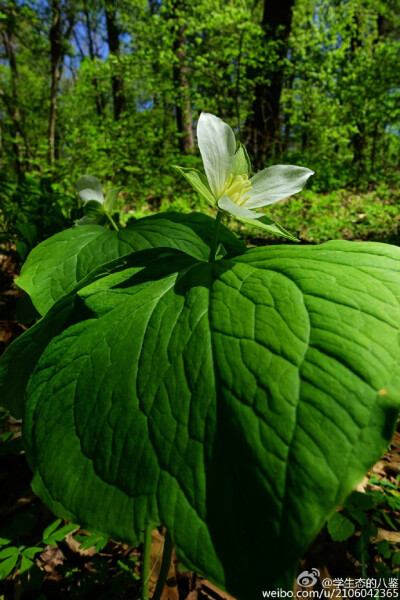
[0,27,27,176]
[48,0,74,170]
[84,4,105,117]
[0,113,3,171]
[49,0,62,169]
[245,0,294,169]
[348,12,365,173]
[104,0,126,121]
[172,19,194,155]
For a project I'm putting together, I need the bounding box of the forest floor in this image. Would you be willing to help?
[0,240,399,600]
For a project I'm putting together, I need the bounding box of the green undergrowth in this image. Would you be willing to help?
[122,184,400,247]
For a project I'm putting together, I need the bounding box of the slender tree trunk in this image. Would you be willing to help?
[235,28,245,136]
[349,13,368,174]
[172,19,194,155]
[48,0,74,170]
[84,4,105,117]
[49,0,62,169]
[245,0,294,169]
[0,28,26,175]
[0,116,3,171]
[352,121,366,171]
[282,72,294,153]
[104,0,126,121]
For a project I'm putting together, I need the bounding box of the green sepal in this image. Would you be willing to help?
[104,187,123,213]
[215,242,227,260]
[235,214,299,241]
[172,165,215,206]
[232,142,251,178]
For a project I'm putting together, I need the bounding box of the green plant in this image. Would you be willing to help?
[0,513,114,590]
[327,482,400,580]
[2,148,400,597]
[0,516,77,583]
[0,173,76,260]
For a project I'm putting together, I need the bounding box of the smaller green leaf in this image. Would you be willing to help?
[74,531,108,552]
[42,519,62,541]
[232,143,251,178]
[327,512,355,542]
[235,214,299,241]
[0,537,11,547]
[0,547,19,559]
[43,523,79,545]
[104,187,123,213]
[19,556,35,575]
[172,166,215,206]
[22,547,43,560]
[0,554,19,580]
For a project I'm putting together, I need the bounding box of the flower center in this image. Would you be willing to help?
[224,174,252,206]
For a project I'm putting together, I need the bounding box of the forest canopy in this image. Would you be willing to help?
[0,0,399,200]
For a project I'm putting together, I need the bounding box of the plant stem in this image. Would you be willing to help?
[141,524,153,600]
[208,211,223,263]
[106,210,119,231]
[152,530,174,600]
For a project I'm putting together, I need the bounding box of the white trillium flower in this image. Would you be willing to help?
[77,174,105,204]
[76,175,122,229]
[197,112,314,220]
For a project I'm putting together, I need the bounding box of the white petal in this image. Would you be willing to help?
[218,195,262,219]
[197,113,236,199]
[77,175,104,204]
[246,165,314,208]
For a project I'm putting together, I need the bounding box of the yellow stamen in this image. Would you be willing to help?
[224,174,252,206]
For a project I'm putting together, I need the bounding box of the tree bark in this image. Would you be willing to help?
[84,3,105,117]
[0,109,3,171]
[49,0,62,169]
[48,0,74,170]
[0,26,27,176]
[245,0,294,169]
[172,19,194,155]
[104,0,126,121]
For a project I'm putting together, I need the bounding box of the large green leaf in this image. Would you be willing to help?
[17,211,244,316]
[0,249,176,419]
[7,241,400,597]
